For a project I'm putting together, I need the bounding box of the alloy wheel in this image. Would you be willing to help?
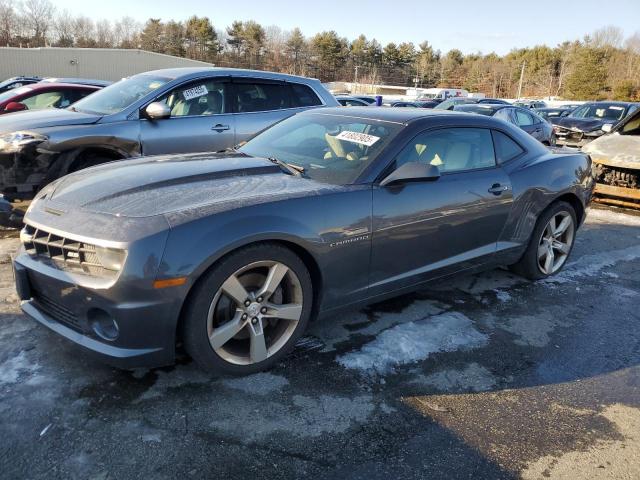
[206,261,304,365]
[537,211,574,275]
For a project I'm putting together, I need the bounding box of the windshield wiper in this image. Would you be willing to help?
[268,157,306,177]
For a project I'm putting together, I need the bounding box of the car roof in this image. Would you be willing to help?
[299,106,476,124]
[581,101,638,107]
[12,82,100,92]
[135,67,320,83]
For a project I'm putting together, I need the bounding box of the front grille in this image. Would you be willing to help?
[32,290,82,332]
[555,126,583,143]
[21,225,116,278]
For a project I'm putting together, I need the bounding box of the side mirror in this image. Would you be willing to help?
[601,123,613,133]
[380,162,440,187]
[145,102,171,120]
[5,102,27,113]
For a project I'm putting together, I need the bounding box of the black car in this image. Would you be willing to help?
[535,106,576,121]
[552,101,640,148]
[435,97,479,110]
[14,107,593,374]
[454,103,555,145]
[0,76,41,94]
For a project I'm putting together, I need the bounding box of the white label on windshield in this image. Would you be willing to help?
[183,85,208,101]
[335,131,380,146]
[609,106,624,110]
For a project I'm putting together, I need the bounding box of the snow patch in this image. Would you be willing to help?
[587,208,640,227]
[544,244,640,284]
[413,363,497,392]
[337,312,488,374]
[0,351,40,385]
[494,289,512,303]
[222,372,289,396]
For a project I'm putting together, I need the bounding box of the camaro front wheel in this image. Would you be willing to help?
[510,201,577,280]
[182,244,313,375]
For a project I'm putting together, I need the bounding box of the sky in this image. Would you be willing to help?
[52,0,640,55]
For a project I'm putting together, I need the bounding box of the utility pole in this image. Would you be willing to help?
[354,65,360,94]
[517,61,525,99]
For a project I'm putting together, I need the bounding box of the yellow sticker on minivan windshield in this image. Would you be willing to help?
[335,131,380,146]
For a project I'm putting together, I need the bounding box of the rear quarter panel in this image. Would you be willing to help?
[499,151,593,256]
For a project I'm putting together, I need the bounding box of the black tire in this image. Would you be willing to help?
[510,201,577,280]
[182,243,313,375]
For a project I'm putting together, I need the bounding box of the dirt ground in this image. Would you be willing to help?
[0,205,639,480]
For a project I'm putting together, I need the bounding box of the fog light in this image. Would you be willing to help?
[88,308,119,341]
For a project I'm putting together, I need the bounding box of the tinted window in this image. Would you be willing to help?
[569,103,627,121]
[290,83,322,107]
[395,128,496,173]
[236,82,290,112]
[515,110,534,126]
[492,130,524,163]
[159,80,227,117]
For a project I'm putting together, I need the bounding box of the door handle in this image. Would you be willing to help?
[212,124,230,132]
[488,183,509,195]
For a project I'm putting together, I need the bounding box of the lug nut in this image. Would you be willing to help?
[261,307,267,314]
[241,313,248,320]
[257,296,263,303]
[251,317,258,324]
[244,300,251,307]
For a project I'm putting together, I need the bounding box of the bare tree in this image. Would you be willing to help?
[0,0,18,46]
[113,16,139,49]
[73,16,95,48]
[591,25,624,49]
[54,9,75,47]
[95,19,114,48]
[21,0,55,46]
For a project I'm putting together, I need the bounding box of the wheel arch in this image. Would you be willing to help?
[174,238,324,345]
[552,192,585,226]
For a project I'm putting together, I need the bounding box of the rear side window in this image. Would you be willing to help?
[515,110,534,126]
[236,82,290,112]
[492,130,524,163]
[290,83,322,107]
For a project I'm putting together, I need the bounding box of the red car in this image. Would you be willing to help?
[0,82,101,115]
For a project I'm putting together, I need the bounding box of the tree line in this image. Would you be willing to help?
[1,0,639,100]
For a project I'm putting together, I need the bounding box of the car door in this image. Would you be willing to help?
[139,77,236,155]
[231,78,321,145]
[513,108,545,141]
[369,127,513,295]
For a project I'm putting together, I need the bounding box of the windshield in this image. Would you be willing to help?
[569,104,627,121]
[0,86,32,103]
[71,75,171,115]
[420,93,436,99]
[239,113,402,185]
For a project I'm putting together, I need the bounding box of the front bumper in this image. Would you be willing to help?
[14,253,182,369]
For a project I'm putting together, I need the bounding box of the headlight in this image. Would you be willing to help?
[0,131,47,153]
[94,246,127,271]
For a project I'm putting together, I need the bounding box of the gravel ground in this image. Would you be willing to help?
[0,205,639,480]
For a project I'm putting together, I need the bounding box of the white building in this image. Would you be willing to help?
[0,47,214,81]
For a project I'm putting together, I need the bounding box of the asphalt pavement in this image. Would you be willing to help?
[0,205,639,480]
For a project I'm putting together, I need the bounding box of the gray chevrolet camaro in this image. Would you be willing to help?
[13,107,594,375]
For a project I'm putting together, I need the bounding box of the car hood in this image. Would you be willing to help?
[553,116,608,132]
[0,108,101,134]
[42,152,340,220]
[582,133,640,169]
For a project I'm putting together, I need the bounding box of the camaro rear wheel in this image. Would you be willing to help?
[510,201,577,280]
[182,244,313,375]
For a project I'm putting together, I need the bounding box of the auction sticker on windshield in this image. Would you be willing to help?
[183,85,208,101]
[335,131,380,146]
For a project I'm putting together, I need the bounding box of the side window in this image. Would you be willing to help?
[290,83,322,107]
[494,108,514,123]
[395,128,496,174]
[515,110,534,126]
[492,130,525,163]
[158,80,227,117]
[67,89,94,104]
[235,82,290,113]
[21,90,68,110]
